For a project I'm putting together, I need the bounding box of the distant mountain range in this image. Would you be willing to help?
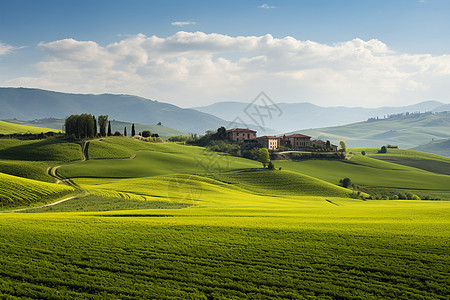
[2,118,186,140]
[0,88,267,134]
[290,111,450,150]
[193,100,449,133]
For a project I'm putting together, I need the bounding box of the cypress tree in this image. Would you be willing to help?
[131,124,135,137]
[107,121,112,136]
[124,127,127,136]
[93,115,97,137]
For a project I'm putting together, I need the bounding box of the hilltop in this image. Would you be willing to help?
[289,111,450,149]
[193,100,447,133]
[2,118,187,139]
[412,138,450,157]
[0,87,257,134]
[0,120,58,135]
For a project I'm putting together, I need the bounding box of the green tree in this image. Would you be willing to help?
[378,146,387,153]
[339,177,352,188]
[131,124,136,137]
[107,121,112,136]
[340,140,346,152]
[142,130,151,138]
[267,161,275,170]
[98,115,108,137]
[257,148,270,168]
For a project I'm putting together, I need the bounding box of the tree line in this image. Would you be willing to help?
[65,114,139,139]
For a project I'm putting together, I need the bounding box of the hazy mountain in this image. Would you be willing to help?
[433,104,450,112]
[0,88,269,134]
[289,111,450,149]
[192,100,447,133]
[2,118,187,139]
[412,138,450,157]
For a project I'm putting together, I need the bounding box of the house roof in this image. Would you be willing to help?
[284,133,311,138]
[256,136,281,139]
[227,128,257,133]
[313,140,326,144]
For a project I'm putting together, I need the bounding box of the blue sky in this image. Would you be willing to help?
[1,0,450,107]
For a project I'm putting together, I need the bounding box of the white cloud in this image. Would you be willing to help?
[0,42,18,55]
[5,32,450,107]
[171,21,196,27]
[259,4,276,9]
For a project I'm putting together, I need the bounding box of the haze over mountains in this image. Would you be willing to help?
[193,100,449,133]
[0,88,254,135]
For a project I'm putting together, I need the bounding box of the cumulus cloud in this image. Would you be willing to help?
[171,21,196,27]
[5,32,450,107]
[259,4,276,9]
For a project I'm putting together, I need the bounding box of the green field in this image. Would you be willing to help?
[0,137,449,298]
[0,172,74,208]
[0,120,58,134]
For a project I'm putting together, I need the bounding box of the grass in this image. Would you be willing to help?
[210,169,355,197]
[0,159,55,182]
[276,156,450,191]
[59,142,260,178]
[0,137,82,162]
[298,111,450,148]
[0,120,58,134]
[0,198,448,299]
[0,172,75,208]
[23,194,189,213]
[0,137,449,298]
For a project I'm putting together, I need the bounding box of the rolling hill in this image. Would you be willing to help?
[2,118,187,139]
[289,111,450,149]
[193,100,447,133]
[0,87,263,134]
[412,138,450,157]
[0,120,58,134]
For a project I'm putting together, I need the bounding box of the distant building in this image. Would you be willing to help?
[227,128,257,142]
[256,136,280,150]
[387,145,398,148]
[281,134,312,149]
[311,139,326,149]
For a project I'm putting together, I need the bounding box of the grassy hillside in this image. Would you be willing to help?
[0,87,248,134]
[294,111,450,148]
[193,100,445,133]
[0,120,58,134]
[3,118,187,139]
[59,141,260,178]
[0,136,449,298]
[276,155,450,199]
[0,197,448,298]
[0,172,74,208]
[0,138,83,182]
[412,138,450,157]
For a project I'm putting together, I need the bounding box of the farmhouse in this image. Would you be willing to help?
[227,128,256,142]
[256,136,280,150]
[281,134,312,149]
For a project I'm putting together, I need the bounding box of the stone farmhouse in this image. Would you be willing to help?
[227,128,257,142]
[227,128,338,151]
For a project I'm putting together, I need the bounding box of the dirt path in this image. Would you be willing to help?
[9,192,85,212]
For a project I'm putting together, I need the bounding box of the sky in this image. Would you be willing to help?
[1,0,450,108]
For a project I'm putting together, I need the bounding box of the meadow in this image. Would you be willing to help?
[0,133,449,299]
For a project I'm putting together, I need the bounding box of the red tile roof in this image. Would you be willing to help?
[256,136,281,139]
[227,128,257,133]
[285,134,311,138]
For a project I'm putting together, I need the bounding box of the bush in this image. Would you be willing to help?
[392,195,399,200]
[113,131,122,136]
[268,161,275,170]
[361,151,366,156]
[142,130,151,138]
[378,146,387,153]
[339,177,352,188]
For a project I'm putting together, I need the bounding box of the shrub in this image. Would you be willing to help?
[361,151,366,156]
[142,130,151,138]
[339,177,352,188]
[113,131,122,136]
[268,161,275,170]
